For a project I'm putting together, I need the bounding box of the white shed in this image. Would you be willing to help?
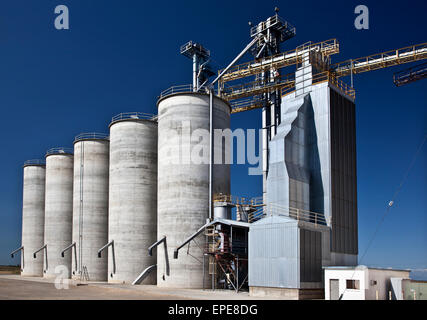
[324,265,410,300]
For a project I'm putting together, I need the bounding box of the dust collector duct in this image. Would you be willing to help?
[157,91,231,288]
[108,113,157,284]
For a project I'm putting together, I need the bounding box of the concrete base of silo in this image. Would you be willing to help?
[20,272,42,277]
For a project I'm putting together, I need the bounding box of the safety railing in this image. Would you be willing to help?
[328,72,355,99]
[332,42,427,77]
[230,97,263,108]
[213,193,264,207]
[296,39,339,58]
[250,15,296,39]
[248,203,329,226]
[221,74,295,100]
[393,62,427,86]
[23,159,45,166]
[219,39,339,82]
[205,239,231,255]
[158,84,195,100]
[281,71,355,100]
[158,84,220,101]
[46,147,73,156]
[180,41,210,58]
[74,132,109,142]
[111,112,157,123]
[230,97,265,113]
[248,206,266,222]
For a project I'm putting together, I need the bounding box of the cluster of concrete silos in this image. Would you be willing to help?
[17,90,230,288]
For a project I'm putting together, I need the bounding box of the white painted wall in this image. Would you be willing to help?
[324,267,367,300]
[365,269,410,300]
[324,266,410,300]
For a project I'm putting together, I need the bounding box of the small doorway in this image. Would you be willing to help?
[330,279,340,300]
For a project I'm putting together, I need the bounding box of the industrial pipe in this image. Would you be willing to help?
[210,34,262,86]
[97,240,115,274]
[61,242,77,272]
[209,88,214,221]
[10,246,23,258]
[148,236,170,277]
[10,246,24,269]
[33,244,47,271]
[174,220,216,259]
[132,264,157,285]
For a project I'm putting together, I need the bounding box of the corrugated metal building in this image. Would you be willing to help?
[250,55,358,299]
[249,215,329,299]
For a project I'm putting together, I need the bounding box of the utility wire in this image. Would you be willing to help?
[358,133,427,264]
[339,133,427,299]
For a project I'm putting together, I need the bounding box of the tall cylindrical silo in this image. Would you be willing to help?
[43,148,74,279]
[157,91,231,288]
[72,133,109,281]
[21,160,46,277]
[108,113,157,284]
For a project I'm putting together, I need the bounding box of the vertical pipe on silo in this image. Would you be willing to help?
[72,134,109,281]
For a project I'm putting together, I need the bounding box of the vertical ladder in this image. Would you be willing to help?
[80,266,90,282]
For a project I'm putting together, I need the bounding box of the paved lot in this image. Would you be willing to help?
[0,275,261,300]
[0,277,181,300]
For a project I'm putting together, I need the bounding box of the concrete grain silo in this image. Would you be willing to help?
[107,113,157,284]
[21,160,46,277]
[43,148,74,279]
[157,91,231,288]
[71,133,109,281]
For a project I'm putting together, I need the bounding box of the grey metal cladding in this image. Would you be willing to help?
[330,89,358,255]
[299,228,322,282]
[249,216,299,288]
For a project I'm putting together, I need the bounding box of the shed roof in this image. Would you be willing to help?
[323,265,411,273]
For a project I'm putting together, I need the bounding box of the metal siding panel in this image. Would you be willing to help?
[308,230,312,282]
[249,217,301,288]
[329,89,358,255]
[311,231,316,281]
[317,231,322,280]
[300,229,305,282]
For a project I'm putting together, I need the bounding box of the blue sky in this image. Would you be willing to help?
[0,0,425,272]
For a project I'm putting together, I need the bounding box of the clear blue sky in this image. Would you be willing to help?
[0,0,425,271]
